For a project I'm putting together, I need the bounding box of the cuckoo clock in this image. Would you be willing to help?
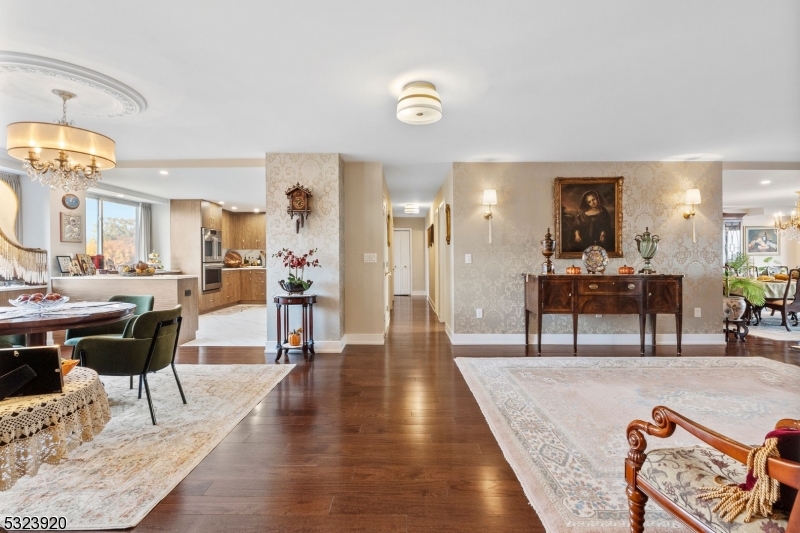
[285,183,312,233]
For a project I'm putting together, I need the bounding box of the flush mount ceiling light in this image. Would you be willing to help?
[404,203,419,214]
[6,89,116,192]
[396,81,442,125]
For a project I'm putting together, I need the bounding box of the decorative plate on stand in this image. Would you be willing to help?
[582,245,609,274]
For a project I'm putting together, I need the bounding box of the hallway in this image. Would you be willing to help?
[130,296,800,532]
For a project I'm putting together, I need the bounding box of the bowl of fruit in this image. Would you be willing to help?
[9,292,69,311]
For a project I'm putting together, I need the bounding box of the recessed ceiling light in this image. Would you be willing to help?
[116,194,124,198]
[761,180,771,185]
[396,81,442,125]
[232,206,237,210]
[219,201,224,205]
[159,170,168,175]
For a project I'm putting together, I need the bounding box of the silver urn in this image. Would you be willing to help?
[634,227,660,274]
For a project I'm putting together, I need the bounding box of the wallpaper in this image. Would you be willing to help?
[265,153,344,343]
[452,162,723,335]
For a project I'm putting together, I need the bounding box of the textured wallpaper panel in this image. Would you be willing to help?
[265,153,344,342]
[452,162,723,335]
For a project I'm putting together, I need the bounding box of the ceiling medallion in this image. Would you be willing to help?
[396,81,442,125]
[0,51,146,117]
[6,89,116,192]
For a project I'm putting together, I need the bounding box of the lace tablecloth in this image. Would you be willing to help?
[0,367,111,491]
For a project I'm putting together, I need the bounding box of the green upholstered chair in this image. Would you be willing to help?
[64,295,155,347]
[0,334,26,348]
[75,305,186,425]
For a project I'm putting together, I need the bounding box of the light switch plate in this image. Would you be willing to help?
[364,253,377,263]
[694,307,701,317]
[465,254,472,264]
[476,308,483,318]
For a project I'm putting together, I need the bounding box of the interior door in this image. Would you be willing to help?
[393,229,411,295]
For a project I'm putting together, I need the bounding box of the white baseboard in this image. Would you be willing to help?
[447,333,724,346]
[410,290,427,296]
[342,334,385,345]
[428,298,437,315]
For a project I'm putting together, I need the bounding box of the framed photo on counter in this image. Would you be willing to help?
[56,256,72,275]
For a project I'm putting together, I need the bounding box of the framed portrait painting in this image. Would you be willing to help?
[554,177,624,259]
[744,226,779,256]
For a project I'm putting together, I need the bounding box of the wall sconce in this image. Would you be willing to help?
[483,189,497,243]
[683,188,701,244]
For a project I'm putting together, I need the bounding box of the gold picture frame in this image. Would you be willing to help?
[445,204,451,245]
[60,212,82,243]
[554,177,623,259]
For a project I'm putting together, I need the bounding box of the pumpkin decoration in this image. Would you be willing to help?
[566,265,582,275]
[618,265,635,275]
[288,329,301,347]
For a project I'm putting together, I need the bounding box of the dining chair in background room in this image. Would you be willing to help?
[74,305,185,425]
[763,268,800,331]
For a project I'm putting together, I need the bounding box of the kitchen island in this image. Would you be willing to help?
[51,275,199,344]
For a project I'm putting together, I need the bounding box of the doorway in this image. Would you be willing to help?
[393,228,411,295]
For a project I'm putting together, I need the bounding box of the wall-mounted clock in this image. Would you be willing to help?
[285,183,312,234]
[62,194,80,210]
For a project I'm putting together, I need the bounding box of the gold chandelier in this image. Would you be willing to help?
[6,89,116,192]
[773,191,800,241]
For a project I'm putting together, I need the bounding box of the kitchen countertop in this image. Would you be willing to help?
[52,275,198,281]
[0,284,47,293]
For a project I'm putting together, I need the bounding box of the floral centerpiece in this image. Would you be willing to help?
[273,248,321,293]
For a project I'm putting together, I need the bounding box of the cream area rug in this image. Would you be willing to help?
[455,357,800,533]
[0,364,294,530]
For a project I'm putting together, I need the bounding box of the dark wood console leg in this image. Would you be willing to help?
[275,302,283,362]
[638,312,646,356]
[524,310,530,356]
[650,314,657,347]
[572,312,578,356]
[537,309,543,356]
[675,313,682,355]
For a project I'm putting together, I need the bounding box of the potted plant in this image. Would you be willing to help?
[723,253,766,320]
[273,248,321,294]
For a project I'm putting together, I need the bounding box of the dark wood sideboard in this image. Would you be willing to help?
[523,274,683,356]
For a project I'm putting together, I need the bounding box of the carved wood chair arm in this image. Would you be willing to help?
[627,407,800,490]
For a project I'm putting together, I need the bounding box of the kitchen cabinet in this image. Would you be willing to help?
[226,212,266,250]
[239,269,266,302]
[222,270,240,304]
[221,209,234,249]
[199,290,222,312]
[201,201,222,229]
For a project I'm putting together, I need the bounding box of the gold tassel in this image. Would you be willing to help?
[698,437,780,522]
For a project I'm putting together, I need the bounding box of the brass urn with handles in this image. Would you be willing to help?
[540,228,555,274]
[634,227,660,274]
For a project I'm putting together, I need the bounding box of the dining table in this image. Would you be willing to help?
[0,302,136,346]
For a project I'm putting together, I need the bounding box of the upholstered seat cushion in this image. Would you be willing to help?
[64,333,124,346]
[639,446,788,533]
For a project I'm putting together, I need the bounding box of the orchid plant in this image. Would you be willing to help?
[273,248,321,290]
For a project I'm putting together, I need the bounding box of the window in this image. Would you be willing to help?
[85,196,140,266]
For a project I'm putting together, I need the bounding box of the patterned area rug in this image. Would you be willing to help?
[455,357,800,533]
[0,364,293,530]
[746,316,800,341]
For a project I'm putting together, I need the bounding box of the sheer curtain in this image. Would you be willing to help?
[0,172,22,241]
[138,202,152,260]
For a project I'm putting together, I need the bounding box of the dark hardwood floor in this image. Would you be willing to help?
[119,297,800,532]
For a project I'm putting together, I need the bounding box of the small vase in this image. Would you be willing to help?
[279,280,312,294]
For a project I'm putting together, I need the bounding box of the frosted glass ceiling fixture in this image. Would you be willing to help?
[6,89,116,192]
[396,81,442,125]
[404,204,419,214]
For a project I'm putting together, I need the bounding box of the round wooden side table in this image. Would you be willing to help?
[273,293,316,362]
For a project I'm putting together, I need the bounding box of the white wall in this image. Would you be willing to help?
[48,189,86,278]
[19,177,49,250]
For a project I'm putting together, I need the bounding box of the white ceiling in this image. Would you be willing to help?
[1,1,798,217]
[723,169,800,212]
